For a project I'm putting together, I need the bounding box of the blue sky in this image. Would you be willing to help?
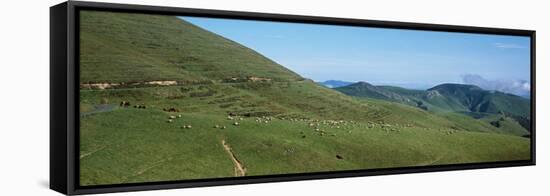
[180,16,531,90]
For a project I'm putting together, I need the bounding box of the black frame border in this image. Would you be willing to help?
[50,1,536,195]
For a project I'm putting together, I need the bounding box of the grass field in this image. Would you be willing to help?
[79,81,530,186]
[78,10,531,186]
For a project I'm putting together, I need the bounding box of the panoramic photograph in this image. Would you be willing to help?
[78,10,531,186]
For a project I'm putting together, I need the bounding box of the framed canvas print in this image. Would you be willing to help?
[50,1,536,195]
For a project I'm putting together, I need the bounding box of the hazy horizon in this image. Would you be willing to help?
[180,16,531,96]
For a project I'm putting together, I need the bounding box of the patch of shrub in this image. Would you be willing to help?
[190,90,215,97]
[490,120,501,128]
[100,97,109,104]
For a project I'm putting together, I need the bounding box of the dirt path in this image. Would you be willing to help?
[134,157,173,176]
[418,155,444,166]
[80,79,302,91]
[79,145,109,159]
[221,139,246,177]
[122,157,174,182]
[80,80,178,90]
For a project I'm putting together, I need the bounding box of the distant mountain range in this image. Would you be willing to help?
[334,81,531,131]
[318,80,354,88]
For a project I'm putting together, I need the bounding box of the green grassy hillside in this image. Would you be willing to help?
[336,82,530,117]
[79,10,531,186]
[80,11,301,83]
[335,82,531,136]
[334,82,424,106]
[80,107,529,185]
[427,84,530,117]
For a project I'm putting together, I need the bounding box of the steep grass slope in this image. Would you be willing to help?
[80,11,301,83]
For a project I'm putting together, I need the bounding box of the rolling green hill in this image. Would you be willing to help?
[79,10,531,186]
[335,82,531,135]
[318,80,354,88]
[335,82,530,116]
[334,82,424,105]
[426,84,530,117]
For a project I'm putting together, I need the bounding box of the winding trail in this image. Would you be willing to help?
[221,139,246,177]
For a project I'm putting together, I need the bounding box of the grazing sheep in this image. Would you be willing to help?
[177,114,182,118]
[134,104,146,109]
[120,101,130,107]
[187,125,192,129]
[222,126,226,129]
[214,125,220,128]
[285,148,295,154]
[233,122,240,126]
[167,119,173,123]
[169,116,176,119]
[163,108,179,112]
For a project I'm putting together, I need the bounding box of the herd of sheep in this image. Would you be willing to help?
[119,101,459,137]
[162,109,413,137]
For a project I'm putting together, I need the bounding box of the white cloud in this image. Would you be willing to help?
[494,43,527,49]
[461,74,530,97]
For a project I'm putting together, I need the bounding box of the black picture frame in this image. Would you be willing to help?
[50,1,536,195]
